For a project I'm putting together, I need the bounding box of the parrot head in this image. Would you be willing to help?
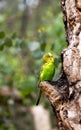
[43,53,54,63]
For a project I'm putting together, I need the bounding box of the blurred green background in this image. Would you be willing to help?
[0,0,67,130]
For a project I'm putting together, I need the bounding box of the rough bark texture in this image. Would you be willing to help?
[39,0,81,130]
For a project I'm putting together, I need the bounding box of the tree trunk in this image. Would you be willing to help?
[39,0,81,130]
[20,0,29,38]
[31,105,52,130]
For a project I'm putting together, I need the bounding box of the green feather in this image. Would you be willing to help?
[36,53,55,105]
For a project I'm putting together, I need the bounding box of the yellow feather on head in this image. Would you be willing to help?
[43,53,54,63]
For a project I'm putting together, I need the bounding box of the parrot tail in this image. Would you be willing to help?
[36,90,42,105]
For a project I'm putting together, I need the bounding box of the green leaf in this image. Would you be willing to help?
[2,38,12,47]
[11,32,17,39]
[0,31,5,39]
[20,76,36,95]
[0,44,4,50]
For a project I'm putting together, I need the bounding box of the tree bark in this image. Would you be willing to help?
[20,0,29,38]
[39,0,81,130]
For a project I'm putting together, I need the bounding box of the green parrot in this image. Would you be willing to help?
[36,52,55,105]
